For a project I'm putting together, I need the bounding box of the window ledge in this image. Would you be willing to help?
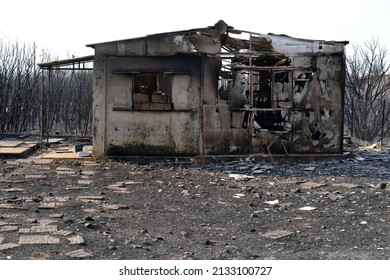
[113,107,193,112]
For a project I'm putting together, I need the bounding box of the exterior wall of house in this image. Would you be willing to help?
[92,52,202,157]
[91,28,346,158]
[261,36,345,154]
[201,56,252,155]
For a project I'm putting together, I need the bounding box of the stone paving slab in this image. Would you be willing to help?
[298,182,327,190]
[25,175,47,180]
[67,235,85,245]
[102,204,129,210]
[66,186,89,190]
[38,218,56,226]
[31,225,58,233]
[77,196,104,202]
[30,159,53,165]
[1,213,20,218]
[0,204,20,209]
[261,229,294,239]
[56,167,77,171]
[19,235,60,244]
[42,196,71,202]
[38,202,64,209]
[81,171,95,175]
[65,249,92,258]
[0,188,26,192]
[78,180,94,185]
[19,228,31,234]
[0,225,19,232]
[0,243,21,251]
[49,213,64,218]
[54,230,73,236]
[56,170,77,175]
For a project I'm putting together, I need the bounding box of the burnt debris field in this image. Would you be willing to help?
[0,148,389,260]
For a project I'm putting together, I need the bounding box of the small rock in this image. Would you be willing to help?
[377,182,387,189]
[299,206,316,211]
[205,240,215,245]
[84,223,98,229]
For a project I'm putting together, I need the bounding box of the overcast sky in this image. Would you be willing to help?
[0,0,388,62]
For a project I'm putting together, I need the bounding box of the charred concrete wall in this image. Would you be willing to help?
[90,21,347,158]
[201,56,251,155]
[92,33,204,157]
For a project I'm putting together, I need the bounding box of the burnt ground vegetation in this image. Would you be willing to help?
[0,148,389,260]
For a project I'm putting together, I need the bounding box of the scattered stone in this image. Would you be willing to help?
[360,221,368,225]
[77,196,104,202]
[0,243,21,251]
[106,183,127,191]
[78,180,94,185]
[0,236,5,244]
[233,193,245,198]
[332,183,361,189]
[54,230,74,236]
[298,182,327,190]
[56,167,76,171]
[228,174,254,180]
[38,203,60,209]
[56,170,76,175]
[19,235,60,244]
[68,235,85,245]
[19,228,31,234]
[0,226,19,232]
[261,229,294,239]
[32,197,43,202]
[276,202,293,210]
[355,156,365,161]
[124,181,143,185]
[66,186,89,190]
[205,240,215,245]
[303,166,316,171]
[65,249,92,258]
[81,170,95,176]
[31,225,58,233]
[102,204,129,210]
[0,204,26,210]
[328,193,345,201]
[299,206,316,211]
[85,223,98,229]
[38,219,56,226]
[49,213,64,218]
[265,199,279,206]
[25,175,47,180]
[0,188,25,192]
[82,216,95,222]
[376,182,387,189]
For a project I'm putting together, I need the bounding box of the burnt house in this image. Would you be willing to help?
[87,20,348,158]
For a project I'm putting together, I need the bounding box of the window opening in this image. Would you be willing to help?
[132,72,172,110]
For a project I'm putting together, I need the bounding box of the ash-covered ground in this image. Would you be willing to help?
[0,148,389,260]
